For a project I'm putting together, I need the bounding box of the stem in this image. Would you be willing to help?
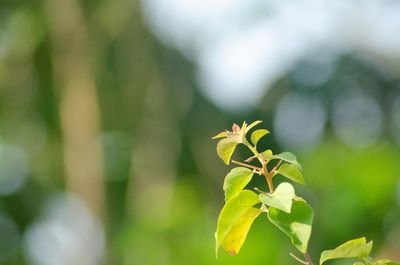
[243,139,275,192]
[243,135,313,265]
[263,159,283,192]
[261,160,275,192]
[253,187,265,194]
[304,252,314,265]
[290,252,308,265]
[265,173,275,192]
[242,134,314,265]
[243,139,263,165]
[231,160,262,172]
[270,159,283,176]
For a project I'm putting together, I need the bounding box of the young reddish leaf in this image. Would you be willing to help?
[232,123,241,133]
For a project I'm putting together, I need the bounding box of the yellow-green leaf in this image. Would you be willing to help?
[250,129,270,146]
[268,200,313,253]
[212,131,228,139]
[221,207,260,256]
[261,149,273,160]
[275,152,302,169]
[216,138,238,165]
[374,259,400,265]
[245,120,262,133]
[216,190,261,256]
[319,237,373,265]
[259,182,295,213]
[277,163,305,184]
[262,151,302,170]
[223,167,254,201]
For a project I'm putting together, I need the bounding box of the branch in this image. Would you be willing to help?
[253,187,265,194]
[304,252,314,265]
[290,252,308,265]
[269,159,283,176]
[231,160,262,172]
[261,160,275,192]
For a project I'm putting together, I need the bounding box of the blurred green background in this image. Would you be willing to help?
[0,0,399,264]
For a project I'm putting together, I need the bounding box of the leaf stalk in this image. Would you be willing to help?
[290,252,308,265]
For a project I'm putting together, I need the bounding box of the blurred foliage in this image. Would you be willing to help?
[0,1,398,265]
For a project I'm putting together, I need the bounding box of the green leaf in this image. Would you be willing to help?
[223,167,254,201]
[275,152,302,169]
[277,163,305,184]
[262,151,302,170]
[212,131,228,139]
[374,260,400,265]
[261,149,273,159]
[319,237,373,265]
[245,120,262,133]
[216,138,238,165]
[216,190,261,256]
[268,200,313,253]
[220,207,260,256]
[354,263,365,265]
[259,182,295,213]
[250,129,270,146]
[364,257,375,264]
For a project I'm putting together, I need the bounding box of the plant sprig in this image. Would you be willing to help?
[212,121,399,265]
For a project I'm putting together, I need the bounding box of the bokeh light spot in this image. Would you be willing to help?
[24,194,105,265]
[0,144,29,195]
[274,93,326,150]
[332,91,383,148]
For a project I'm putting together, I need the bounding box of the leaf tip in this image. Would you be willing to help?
[228,250,237,256]
[245,120,263,133]
[212,131,228,139]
